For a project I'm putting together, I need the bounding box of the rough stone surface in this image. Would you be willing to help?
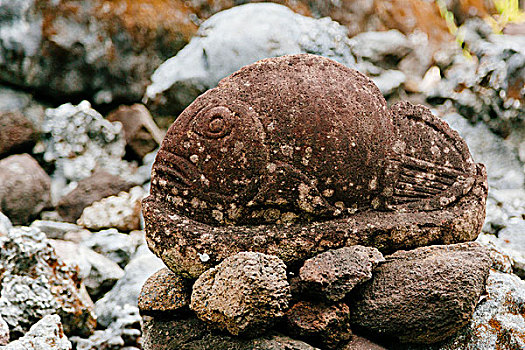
[0,154,51,225]
[343,335,386,350]
[78,186,145,231]
[143,54,487,278]
[0,211,12,236]
[0,111,37,157]
[298,246,384,301]
[190,252,290,337]
[138,267,192,314]
[95,245,164,328]
[437,270,525,350]
[1,314,71,350]
[286,301,352,349]
[51,239,125,301]
[41,101,134,184]
[145,3,356,115]
[0,227,95,339]
[141,314,319,350]
[0,0,196,104]
[0,314,8,346]
[56,170,133,223]
[351,242,491,344]
[107,104,164,160]
[81,228,138,268]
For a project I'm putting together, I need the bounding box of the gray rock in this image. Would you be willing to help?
[81,228,138,268]
[141,314,319,350]
[94,245,164,328]
[41,101,132,183]
[0,0,195,104]
[0,154,51,225]
[50,239,125,301]
[0,227,95,339]
[0,314,8,345]
[348,30,412,65]
[1,314,71,350]
[77,186,146,232]
[441,113,524,190]
[144,3,356,115]
[30,220,85,240]
[0,85,46,131]
[190,252,290,337]
[0,211,12,236]
[437,271,525,350]
[351,242,491,344]
[298,246,384,301]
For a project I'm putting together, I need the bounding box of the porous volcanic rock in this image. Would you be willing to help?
[57,171,133,223]
[286,301,352,349]
[107,104,164,160]
[141,314,319,350]
[1,314,71,350]
[0,0,197,104]
[143,54,487,278]
[0,111,38,158]
[0,227,95,339]
[190,252,290,337]
[138,267,192,315]
[298,246,384,301]
[0,154,51,225]
[351,242,491,344]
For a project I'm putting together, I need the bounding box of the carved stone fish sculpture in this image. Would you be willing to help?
[143,54,487,278]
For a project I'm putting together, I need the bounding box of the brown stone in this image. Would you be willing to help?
[298,246,384,301]
[141,314,318,350]
[143,54,487,278]
[190,252,290,337]
[286,301,352,349]
[56,171,133,222]
[138,267,192,315]
[107,104,164,160]
[0,111,38,158]
[342,335,386,350]
[350,242,491,344]
[0,154,51,225]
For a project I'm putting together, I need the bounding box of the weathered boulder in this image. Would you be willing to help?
[0,227,95,339]
[0,111,37,158]
[144,3,356,115]
[138,267,192,315]
[190,252,290,337]
[286,301,352,349]
[143,54,487,278]
[107,104,164,160]
[0,0,197,104]
[141,314,319,350]
[57,171,133,223]
[77,186,145,231]
[298,246,384,301]
[0,154,51,225]
[351,242,491,344]
[1,314,71,350]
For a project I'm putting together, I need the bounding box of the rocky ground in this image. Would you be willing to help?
[0,1,524,349]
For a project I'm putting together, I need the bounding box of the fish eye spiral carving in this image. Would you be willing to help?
[193,106,234,139]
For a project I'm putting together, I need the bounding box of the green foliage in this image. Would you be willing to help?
[489,0,525,33]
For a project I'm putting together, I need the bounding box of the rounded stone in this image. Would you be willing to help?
[138,267,191,314]
[143,54,487,278]
[190,252,290,337]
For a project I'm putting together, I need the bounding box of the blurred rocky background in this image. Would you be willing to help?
[0,0,524,349]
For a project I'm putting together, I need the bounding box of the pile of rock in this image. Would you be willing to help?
[139,55,498,349]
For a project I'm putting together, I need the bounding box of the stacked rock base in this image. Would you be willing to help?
[139,243,491,349]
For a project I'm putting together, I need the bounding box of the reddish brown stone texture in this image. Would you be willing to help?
[57,171,133,223]
[107,104,164,160]
[143,54,487,278]
[286,301,352,349]
[138,267,191,315]
[351,242,491,344]
[0,112,38,158]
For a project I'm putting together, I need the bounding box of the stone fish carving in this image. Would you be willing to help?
[143,54,487,278]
